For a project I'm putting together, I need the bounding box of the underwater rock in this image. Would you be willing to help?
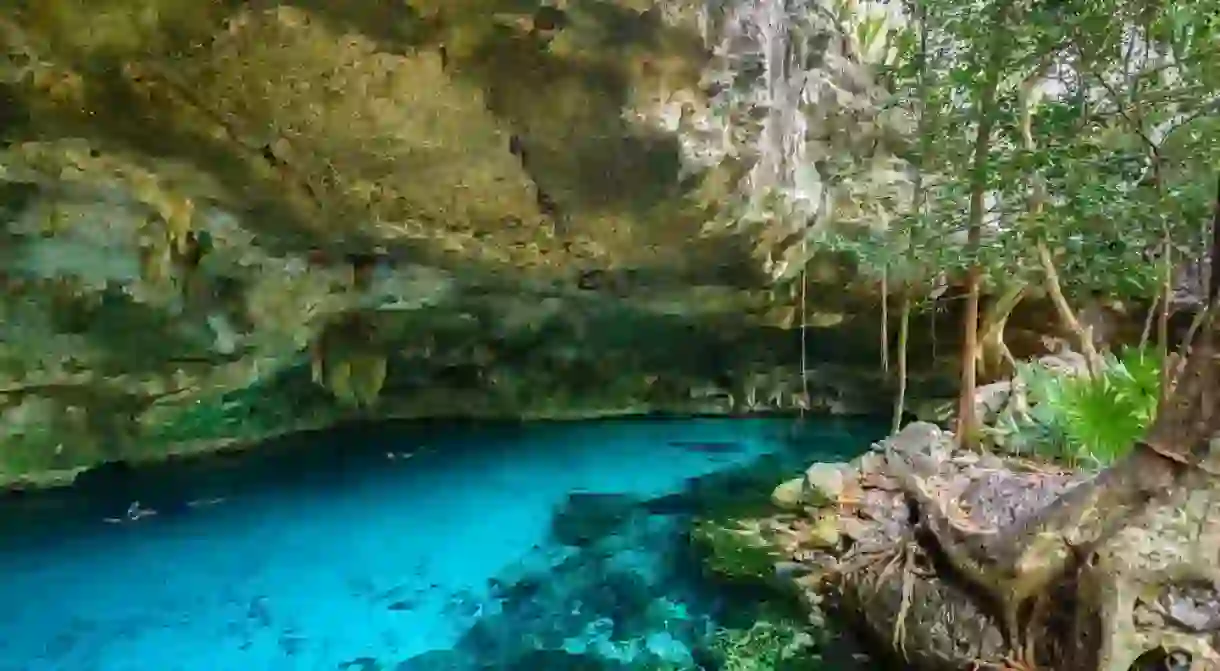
[454,498,710,668]
[550,492,641,547]
[394,649,467,670]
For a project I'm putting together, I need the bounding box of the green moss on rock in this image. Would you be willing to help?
[708,619,824,671]
[691,518,780,584]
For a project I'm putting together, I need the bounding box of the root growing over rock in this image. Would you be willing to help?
[775,338,1220,670]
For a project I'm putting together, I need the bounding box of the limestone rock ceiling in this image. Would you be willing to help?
[0,0,911,484]
[3,0,732,276]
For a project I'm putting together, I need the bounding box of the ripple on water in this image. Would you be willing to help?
[0,417,882,670]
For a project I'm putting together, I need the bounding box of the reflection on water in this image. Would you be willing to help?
[0,417,883,671]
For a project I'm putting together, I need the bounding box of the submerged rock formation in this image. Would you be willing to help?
[0,0,942,485]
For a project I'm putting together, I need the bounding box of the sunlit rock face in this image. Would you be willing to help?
[0,0,929,484]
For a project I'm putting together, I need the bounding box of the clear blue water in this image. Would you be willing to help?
[0,417,883,671]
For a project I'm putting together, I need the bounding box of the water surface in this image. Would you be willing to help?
[0,417,883,670]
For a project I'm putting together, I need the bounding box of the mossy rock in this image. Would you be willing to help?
[707,618,825,671]
[690,517,781,585]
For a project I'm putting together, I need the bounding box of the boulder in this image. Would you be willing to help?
[802,462,848,506]
[973,380,1012,425]
[770,478,806,510]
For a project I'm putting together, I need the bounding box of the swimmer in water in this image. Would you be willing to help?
[385,451,415,461]
[103,501,157,524]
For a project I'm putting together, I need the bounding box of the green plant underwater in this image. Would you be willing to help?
[708,620,823,671]
[999,347,1161,468]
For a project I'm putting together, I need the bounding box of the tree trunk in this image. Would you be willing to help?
[976,282,1026,381]
[956,69,1003,449]
[1210,173,1220,303]
[957,273,982,447]
[892,288,911,433]
[881,265,890,373]
[1158,235,1172,402]
[1036,242,1104,376]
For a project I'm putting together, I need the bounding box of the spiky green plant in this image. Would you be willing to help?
[1008,347,1161,468]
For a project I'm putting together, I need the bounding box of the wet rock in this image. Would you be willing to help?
[805,512,840,550]
[770,478,805,510]
[551,493,639,547]
[802,462,848,506]
[503,649,627,671]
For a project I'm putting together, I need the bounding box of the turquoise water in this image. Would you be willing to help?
[0,417,882,670]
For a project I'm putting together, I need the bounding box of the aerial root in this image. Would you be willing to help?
[1018,591,1049,668]
[870,545,905,593]
[891,542,917,660]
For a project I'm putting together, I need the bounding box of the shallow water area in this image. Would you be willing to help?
[0,417,884,670]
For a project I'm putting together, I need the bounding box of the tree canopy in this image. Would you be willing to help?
[709,0,1219,441]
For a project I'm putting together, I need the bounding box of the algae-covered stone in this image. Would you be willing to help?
[707,619,823,671]
[771,477,806,510]
[802,462,847,506]
[690,519,779,584]
[806,512,841,550]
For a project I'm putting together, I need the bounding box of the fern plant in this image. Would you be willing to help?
[1006,347,1161,468]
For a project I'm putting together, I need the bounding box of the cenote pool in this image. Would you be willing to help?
[0,417,885,671]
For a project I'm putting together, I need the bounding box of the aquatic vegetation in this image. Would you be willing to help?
[708,620,823,671]
[691,517,781,584]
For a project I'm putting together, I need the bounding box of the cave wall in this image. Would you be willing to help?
[0,0,946,487]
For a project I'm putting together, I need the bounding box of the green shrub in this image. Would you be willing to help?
[1003,347,1160,468]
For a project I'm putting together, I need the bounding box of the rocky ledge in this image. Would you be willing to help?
[735,417,1220,671]
[694,341,1220,671]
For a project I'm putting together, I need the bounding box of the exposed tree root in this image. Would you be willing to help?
[890,541,918,660]
[976,282,1026,381]
[887,339,1220,666]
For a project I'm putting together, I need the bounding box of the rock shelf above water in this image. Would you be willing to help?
[747,421,1220,670]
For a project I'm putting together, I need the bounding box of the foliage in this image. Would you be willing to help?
[1001,347,1161,467]
[708,620,823,671]
[703,0,1220,366]
[869,0,1216,288]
